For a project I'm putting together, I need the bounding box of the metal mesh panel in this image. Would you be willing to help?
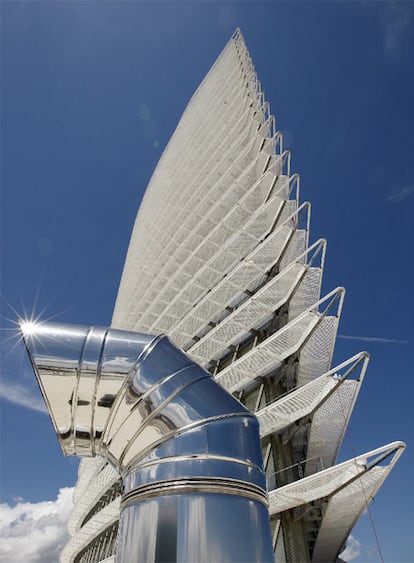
[73,458,108,505]
[61,499,120,563]
[147,192,287,333]
[124,125,272,325]
[257,374,338,438]
[215,310,320,394]
[268,463,364,515]
[170,263,266,347]
[305,380,359,475]
[248,226,293,270]
[69,463,119,535]
[296,316,338,387]
[288,268,322,321]
[279,229,307,271]
[187,262,306,364]
[265,314,318,356]
[311,467,388,563]
[112,39,265,329]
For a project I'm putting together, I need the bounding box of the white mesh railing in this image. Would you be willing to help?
[144,168,288,333]
[73,458,107,505]
[288,267,322,321]
[215,287,344,394]
[296,315,340,388]
[187,239,325,366]
[257,373,339,438]
[112,37,271,329]
[138,115,272,271]
[257,353,368,470]
[305,382,358,476]
[61,498,120,563]
[125,148,277,329]
[169,203,310,348]
[311,467,388,562]
[68,463,120,535]
[268,441,405,515]
[124,118,270,321]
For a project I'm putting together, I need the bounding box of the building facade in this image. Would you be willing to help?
[61,30,404,563]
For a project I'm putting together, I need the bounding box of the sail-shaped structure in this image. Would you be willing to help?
[60,29,404,563]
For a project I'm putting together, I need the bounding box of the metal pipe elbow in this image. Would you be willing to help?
[22,322,273,562]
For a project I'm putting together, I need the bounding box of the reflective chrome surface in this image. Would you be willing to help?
[22,321,274,562]
[117,494,273,563]
[22,322,155,457]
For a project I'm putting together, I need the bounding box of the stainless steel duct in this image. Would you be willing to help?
[21,321,274,562]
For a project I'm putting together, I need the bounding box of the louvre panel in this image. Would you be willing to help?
[305,380,359,475]
[145,195,290,332]
[228,299,271,326]
[279,228,307,271]
[169,231,293,346]
[215,303,331,394]
[249,226,294,270]
[288,267,322,321]
[265,314,318,356]
[130,125,272,309]
[296,316,338,387]
[68,464,120,535]
[279,198,298,220]
[204,318,247,350]
[73,458,108,505]
[311,467,388,563]
[222,262,266,291]
[208,223,236,247]
[218,347,278,393]
[61,499,120,563]
[244,173,282,212]
[187,262,306,364]
[189,339,226,363]
[257,374,338,437]
[268,462,365,514]
[259,264,305,308]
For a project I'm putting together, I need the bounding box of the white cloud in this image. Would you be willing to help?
[0,380,47,414]
[0,488,74,563]
[341,534,362,562]
[386,185,414,204]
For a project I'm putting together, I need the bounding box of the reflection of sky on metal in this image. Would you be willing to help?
[1,2,413,562]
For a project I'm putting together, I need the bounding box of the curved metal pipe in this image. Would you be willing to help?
[21,321,274,562]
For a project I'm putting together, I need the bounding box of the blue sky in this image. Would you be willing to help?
[1,2,413,561]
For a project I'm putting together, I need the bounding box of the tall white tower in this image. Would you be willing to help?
[61,29,404,563]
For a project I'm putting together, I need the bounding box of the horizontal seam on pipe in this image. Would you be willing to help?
[121,477,268,508]
[130,453,263,474]
[122,412,256,470]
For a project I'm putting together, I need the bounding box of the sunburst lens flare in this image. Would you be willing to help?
[19,319,39,337]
